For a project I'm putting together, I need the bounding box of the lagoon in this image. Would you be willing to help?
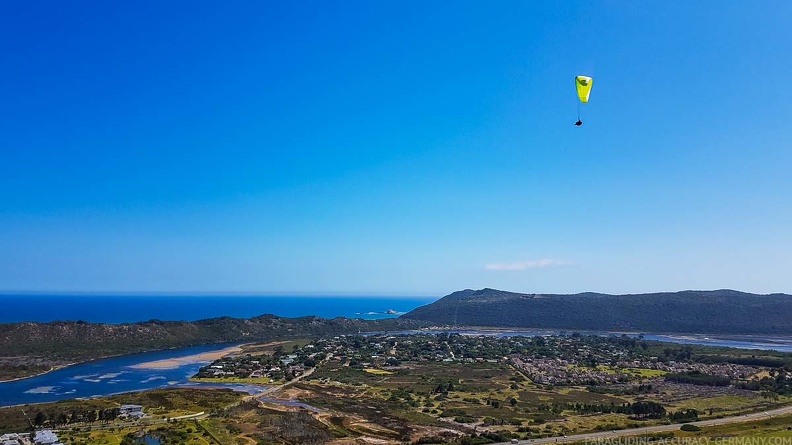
[0,342,263,406]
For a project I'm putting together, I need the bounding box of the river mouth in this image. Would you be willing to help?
[0,342,262,406]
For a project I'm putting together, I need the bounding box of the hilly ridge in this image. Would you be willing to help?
[0,315,427,362]
[400,288,792,335]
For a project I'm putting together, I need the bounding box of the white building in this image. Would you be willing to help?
[33,430,63,445]
[1,432,22,445]
[119,404,145,419]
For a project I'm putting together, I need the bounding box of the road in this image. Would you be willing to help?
[495,404,792,444]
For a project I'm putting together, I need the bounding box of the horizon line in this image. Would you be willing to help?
[0,290,441,298]
[1,288,790,297]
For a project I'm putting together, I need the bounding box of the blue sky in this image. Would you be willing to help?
[1,1,791,295]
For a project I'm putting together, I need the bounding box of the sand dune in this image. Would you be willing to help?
[129,344,244,370]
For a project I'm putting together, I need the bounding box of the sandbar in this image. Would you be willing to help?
[129,344,244,370]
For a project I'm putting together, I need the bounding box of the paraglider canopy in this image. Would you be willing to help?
[574,75,592,126]
[575,75,593,103]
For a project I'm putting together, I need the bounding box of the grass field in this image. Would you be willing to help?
[301,360,661,438]
[0,388,243,434]
[58,420,220,445]
[239,338,312,355]
[624,367,668,377]
[109,388,243,414]
[364,368,394,375]
[299,358,792,441]
[669,394,768,416]
[677,413,792,437]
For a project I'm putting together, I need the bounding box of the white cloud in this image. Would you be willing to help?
[484,259,571,271]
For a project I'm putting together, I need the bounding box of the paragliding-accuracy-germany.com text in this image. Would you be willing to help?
[585,439,792,445]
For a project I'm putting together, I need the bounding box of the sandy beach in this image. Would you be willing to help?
[129,344,244,370]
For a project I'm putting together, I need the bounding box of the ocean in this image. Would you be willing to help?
[0,294,439,324]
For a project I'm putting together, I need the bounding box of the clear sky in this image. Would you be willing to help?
[1,1,791,296]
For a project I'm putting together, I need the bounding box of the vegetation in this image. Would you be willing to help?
[401,288,792,334]
[665,371,732,386]
[0,388,242,433]
[5,331,792,443]
[0,359,54,381]
[676,413,792,437]
[193,339,316,383]
[0,315,427,379]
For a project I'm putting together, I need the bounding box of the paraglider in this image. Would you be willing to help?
[574,75,592,126]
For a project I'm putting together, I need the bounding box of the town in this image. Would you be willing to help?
[3,333,791,444]
[194,333,780,390]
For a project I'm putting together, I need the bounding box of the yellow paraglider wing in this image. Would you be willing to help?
[575,75,593,103]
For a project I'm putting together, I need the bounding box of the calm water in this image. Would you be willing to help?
[437,329,792,352]
[0,294,438,323]
[0,342,264,406]
[134,436,161,445]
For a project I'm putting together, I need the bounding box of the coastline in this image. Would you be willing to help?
[0,342,251,384]
[0,364,73,384]
[129,344,244,370]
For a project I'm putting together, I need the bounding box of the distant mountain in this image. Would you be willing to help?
[400,288,792,335]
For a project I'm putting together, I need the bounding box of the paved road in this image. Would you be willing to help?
[495,405,792,444]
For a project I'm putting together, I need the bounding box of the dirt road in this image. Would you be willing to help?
[496,405,792,444]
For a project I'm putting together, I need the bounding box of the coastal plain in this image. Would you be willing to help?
[3,330,792,445]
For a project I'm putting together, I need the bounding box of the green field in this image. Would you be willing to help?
[679,414,792,438]
[0,388,243,434]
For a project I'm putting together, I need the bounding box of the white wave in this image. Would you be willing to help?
[141,376,167,384]
[25,386,57,394]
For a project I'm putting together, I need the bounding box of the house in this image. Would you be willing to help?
[1,433,22,445]
[33,430,63,445]
[287,365,305,376]
[119,404,145,419]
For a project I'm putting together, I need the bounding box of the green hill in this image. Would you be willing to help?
[400,288,792,334]
[0,315,427,361]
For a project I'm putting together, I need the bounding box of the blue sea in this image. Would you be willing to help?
[0,294,439,324]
